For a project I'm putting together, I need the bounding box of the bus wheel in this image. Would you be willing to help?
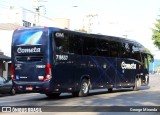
[147,77,149,86]
[45,93,60,98]
[79,79,89,97]
[139,78,142,86]
[133,78,139,91]
[108,88,113,93]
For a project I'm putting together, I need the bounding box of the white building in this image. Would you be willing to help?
[0,6,70,79]
[0,6,70,30]
[54,18,70,29]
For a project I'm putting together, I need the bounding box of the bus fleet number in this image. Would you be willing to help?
[56,55,68,61]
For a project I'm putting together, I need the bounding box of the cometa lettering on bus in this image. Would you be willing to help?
[121,61,136,69]
[17,47,41,53]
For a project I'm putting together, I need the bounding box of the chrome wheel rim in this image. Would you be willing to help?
[136,79,139,87]
[82,82,88,94]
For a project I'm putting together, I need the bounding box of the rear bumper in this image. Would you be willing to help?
[13,81,50,93]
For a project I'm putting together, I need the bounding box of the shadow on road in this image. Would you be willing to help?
[24,86,150,101]
[0,94,15,97]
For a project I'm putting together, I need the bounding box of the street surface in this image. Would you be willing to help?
[0,74,160,115]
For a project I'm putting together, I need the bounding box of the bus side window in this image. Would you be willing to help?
[82,37,97,56]
[68,35,83,55]
[97,39,110,57]
[54,33,69,53]
[141,54,149,70]
[110,41,120,57]
[131,45,142,62]
[121,43,130,58]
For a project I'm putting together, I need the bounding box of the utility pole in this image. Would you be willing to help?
[32,0,47,26]
[86,14,98,33]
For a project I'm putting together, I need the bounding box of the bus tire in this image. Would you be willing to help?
[108,88,113,93]
[139,78,142,86]
[147,77,149,86]
[133,78,139,91]
[79,79,89,97]
[45,93,60,98]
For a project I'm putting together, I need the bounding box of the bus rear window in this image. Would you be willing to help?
[12,29,46,46]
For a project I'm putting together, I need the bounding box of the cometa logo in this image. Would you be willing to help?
[17,47,41,53]
[121,61,136,69]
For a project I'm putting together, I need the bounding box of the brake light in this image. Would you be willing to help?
[11,64,16,81]
[43,64,52,81]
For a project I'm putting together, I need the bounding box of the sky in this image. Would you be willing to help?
[0,0,160,59]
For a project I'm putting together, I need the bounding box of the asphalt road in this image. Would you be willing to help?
[0,74,160,115]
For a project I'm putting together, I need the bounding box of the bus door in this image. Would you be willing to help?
[141,53,153,85]
[52,31,76,90]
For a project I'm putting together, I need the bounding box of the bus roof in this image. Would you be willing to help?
[49,27,146,51]
[15,27,147,53]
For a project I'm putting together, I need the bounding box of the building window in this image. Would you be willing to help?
[23,20,31,27]
[33,24,36,26]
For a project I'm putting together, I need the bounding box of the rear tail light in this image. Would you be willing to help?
[11,64,16,81]
[45,87,49,91]
[43,64,52,81]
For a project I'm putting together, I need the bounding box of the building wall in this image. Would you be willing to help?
[0,61,3,76]
[0,61,10,80]
[0,52,10,80]
[0,6,70,30]
[54,18,70,29]
[3,62,10,80]
[0,6,70,80]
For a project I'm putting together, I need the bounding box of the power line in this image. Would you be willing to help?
[32,0,47,25]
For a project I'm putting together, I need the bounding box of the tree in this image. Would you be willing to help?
[152,18,160,49]
[146,48,151,54]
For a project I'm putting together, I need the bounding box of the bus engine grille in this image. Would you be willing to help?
[16,56,43,62]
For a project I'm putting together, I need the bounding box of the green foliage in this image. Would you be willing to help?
[152,19,160,49]
[145,48,151,54]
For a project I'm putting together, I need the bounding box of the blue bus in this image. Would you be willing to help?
[11,27,153,98]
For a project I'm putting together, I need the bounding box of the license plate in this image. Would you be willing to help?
[26,86,33,90]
